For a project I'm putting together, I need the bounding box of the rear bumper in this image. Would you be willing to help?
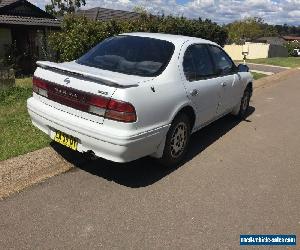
[27,97,170,162]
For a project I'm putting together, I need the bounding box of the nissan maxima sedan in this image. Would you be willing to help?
[27,33,253,166]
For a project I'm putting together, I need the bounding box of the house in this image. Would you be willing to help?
[0,0,60,74]
[75,7,141,21]
[282,36,300,42]
[224,36,289,60]
[255,36,300,45]
[224,42,288,61]
[255,36,286,46]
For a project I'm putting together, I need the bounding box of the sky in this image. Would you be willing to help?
[29,0,300,25]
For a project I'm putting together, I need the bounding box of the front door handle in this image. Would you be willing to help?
[190,89,198,96]
[221,82,227,87]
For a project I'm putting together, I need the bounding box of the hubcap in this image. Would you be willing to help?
[170,122,188,158]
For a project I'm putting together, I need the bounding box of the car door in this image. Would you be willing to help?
[181,44,220,129]
[207,45,241,115]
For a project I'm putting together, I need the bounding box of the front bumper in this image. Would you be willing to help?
[27,97,169,163]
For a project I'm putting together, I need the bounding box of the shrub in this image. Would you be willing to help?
[284,41,300,56]
[49,14,228,62]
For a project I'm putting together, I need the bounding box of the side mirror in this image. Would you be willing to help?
[238,64,249,72]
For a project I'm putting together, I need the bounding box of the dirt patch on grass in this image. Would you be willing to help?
[0,147,74,199]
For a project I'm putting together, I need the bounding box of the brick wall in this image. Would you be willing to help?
[224,42,288,60]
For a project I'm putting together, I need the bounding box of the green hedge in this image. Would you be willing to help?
[49,14,228,62]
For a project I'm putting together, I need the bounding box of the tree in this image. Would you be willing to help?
[226,17,264,44]
[132,6,147,15]
[45,0,86,16]
[260,24,278,37]
[274,24,300,36]
[48,15,228,62]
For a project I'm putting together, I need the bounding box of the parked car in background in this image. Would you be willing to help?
[27,33,253,166]
[292,49,300,57]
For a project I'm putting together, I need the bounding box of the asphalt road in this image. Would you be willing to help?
[246,63,288,74]
[1,72,300,250]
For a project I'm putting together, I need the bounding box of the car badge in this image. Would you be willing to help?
[64,77,70,84]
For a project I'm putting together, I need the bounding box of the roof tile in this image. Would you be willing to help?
[0,0,19,8]
[76,7,141,21]
[0,14,60,27]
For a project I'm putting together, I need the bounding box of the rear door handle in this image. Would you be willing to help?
[221,82,227,87]
[190,89,198,96]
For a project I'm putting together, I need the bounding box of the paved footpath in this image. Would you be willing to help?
[1,71,300,249]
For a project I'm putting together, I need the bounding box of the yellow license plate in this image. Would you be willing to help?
[54,131,78,151]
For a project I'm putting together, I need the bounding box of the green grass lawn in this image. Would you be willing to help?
[246,57,300,68]
[0,78,50,161]
[251,71,268,80]
[15,77,34,88]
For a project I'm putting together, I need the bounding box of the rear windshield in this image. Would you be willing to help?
[76,35,175,77]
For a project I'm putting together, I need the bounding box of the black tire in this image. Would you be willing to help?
[159,113,191,167]
[237,87,251,119]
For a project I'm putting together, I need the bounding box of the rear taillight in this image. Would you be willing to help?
[33,77,48,97]
[88,97,136,122]
[105,99,136,123]
[88,95,110,116]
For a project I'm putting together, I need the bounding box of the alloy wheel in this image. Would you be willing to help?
[170,122,188,158]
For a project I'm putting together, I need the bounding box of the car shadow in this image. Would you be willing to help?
[51,106,255,188]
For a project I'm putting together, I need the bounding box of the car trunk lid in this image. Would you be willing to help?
[34,61,148,124]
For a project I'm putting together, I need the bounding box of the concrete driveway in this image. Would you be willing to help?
[1,72,300,249]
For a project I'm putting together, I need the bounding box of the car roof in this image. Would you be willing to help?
[120,32,219,47]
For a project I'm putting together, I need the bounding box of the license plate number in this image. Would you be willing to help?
[54,131,78,151]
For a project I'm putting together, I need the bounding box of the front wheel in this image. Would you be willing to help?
[159,113,191,167]
[236,87,251,119]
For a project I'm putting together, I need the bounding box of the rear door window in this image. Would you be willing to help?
[183,44,216,81]
[207,45,235,75]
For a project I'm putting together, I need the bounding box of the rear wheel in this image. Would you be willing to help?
[237,87,251,119]
[159,113,191,167]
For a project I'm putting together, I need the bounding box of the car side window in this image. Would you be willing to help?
[183,44,215,82]
[208,45,235,75]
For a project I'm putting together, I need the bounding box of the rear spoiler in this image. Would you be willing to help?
[36,61,138,88]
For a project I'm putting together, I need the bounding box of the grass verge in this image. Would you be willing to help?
[0,78,50,161]
[251,72,268,80]
[246,57,300,68]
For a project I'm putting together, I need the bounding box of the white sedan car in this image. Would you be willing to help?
[27,32,253,166]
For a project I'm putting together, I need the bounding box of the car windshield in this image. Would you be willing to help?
[76,35,175,77]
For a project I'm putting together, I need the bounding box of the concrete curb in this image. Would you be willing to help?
[251,70,274,76]
[246,62,291,69]
[0,147,74,200]
[236,62,292,70]
[253,68,300,90]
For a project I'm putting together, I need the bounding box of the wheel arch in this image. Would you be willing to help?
[172,105,196,131]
